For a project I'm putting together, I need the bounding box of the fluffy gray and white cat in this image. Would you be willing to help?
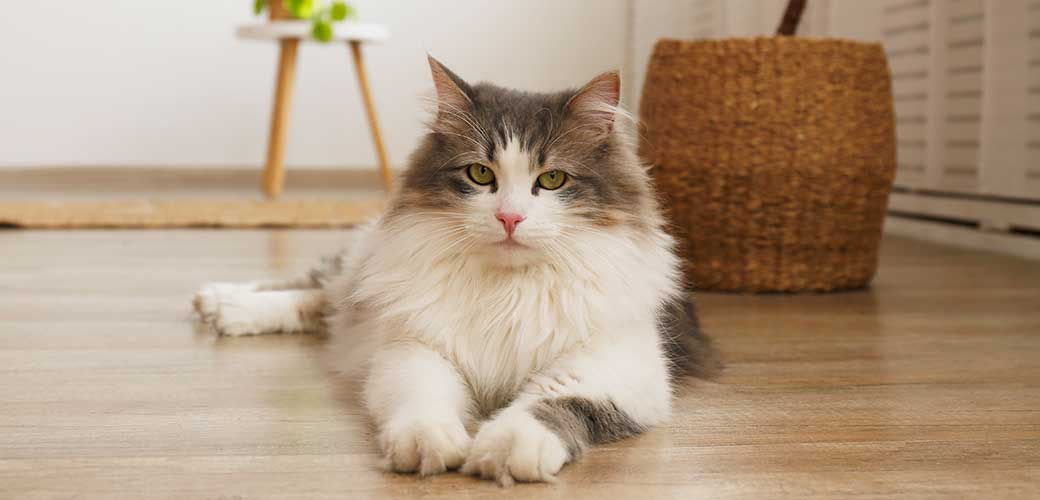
[193,57,718,485]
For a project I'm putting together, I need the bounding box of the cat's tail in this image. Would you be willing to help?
[658,297,724,381]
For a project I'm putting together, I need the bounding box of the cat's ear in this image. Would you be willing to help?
[427,55,473,119]
[565,71,622,134]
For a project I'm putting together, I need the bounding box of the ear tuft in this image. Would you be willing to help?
[566,71,622,133]
[427,55,473,119]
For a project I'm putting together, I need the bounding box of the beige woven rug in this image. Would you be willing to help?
[0,198,386,229]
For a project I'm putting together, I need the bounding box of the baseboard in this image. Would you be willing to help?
[885,214,1040,261]
[888,190,1040,232]
[884,187,1040,260]
[0,166,384,190]
[0,166,387,203]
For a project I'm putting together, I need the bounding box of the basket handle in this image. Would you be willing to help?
[776,0,807,36]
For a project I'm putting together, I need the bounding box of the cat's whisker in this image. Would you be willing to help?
[554,223,610,240]
[551,157,605,183]
[385,215,469,228]
[384,214,470,230]
[430,150,483,176]
[429,234,476,262]
[388,211,470,220]
[194,62,713,488]
[535,107,557,147]
[430,129,487,153]
[543,122,599,152]
[434,102,493,147]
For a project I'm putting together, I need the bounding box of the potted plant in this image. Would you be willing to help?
[253,0,355,42]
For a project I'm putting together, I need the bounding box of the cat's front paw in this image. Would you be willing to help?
[462,411,569,486]
[379,418,471,476]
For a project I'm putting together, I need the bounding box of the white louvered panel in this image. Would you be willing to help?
[886,0,932,23]
[899,140,927,163]
[884,0,931,16]
[885,27,931,52]
[947,25,983,47]
[944,122,980,145]
[946,44,983,67]
[897,119,929,142]
[898,136,928,179]
[895,95,928,117]
[945,116,980,137]
[889,50,930,74]
[944,94,981,115]
[1024,1,1040,195]
[884,0,933,188]
[892,70,931,95]
[948,0,984,17]
[946,71,982,92]
[884,18,930,39]
[831,0,1040,257]
[944,136,980,179]
[979,0,1040,199]
[931,0,984,193]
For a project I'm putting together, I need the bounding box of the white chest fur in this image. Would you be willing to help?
[337,221,681,412]
[412,260,598,409]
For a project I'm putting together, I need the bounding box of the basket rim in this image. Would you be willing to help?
[651,36,883,54]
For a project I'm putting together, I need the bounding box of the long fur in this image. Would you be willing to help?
[193,58,717,485]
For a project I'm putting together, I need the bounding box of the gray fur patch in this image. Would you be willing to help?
[307,253,346,288]
[530,397,646,458]
[657,297,723,380]
[392,61,653,228]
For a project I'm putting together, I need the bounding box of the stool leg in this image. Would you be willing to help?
[349,41,394,191]
[263,38,300,199]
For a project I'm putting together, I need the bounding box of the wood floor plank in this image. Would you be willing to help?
[1,230,1038,499]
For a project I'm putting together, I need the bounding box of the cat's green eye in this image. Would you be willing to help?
[467,164,496,185]
[536,170,567,190]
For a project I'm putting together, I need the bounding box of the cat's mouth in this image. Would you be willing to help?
[494,237,529,250]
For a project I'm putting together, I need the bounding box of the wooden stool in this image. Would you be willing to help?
[238,15,393,198]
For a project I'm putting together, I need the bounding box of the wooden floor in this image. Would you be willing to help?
[1,230,1038,499]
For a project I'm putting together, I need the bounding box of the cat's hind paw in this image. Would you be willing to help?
[192,282,266,336]
[461,411,569,486]
[209,296,266,336]
[192,282,253,322]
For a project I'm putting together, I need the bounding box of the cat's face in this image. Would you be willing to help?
[389,57,651,268]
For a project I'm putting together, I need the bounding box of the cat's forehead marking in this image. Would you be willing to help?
[493,135,533,180]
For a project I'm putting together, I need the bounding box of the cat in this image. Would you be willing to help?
[192,56,719,485]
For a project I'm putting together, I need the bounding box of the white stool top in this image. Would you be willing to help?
[237,20,390,43]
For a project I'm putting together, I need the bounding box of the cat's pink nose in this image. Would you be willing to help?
[495,212,525,236]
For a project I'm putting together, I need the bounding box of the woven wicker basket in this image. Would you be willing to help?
[639,36,896,292]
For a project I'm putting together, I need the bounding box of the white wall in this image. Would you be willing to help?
[0,0,627,169]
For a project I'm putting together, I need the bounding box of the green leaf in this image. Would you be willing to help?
[330,2,350,21]
[285,0,314,19]
[253,0,267,15]
[312,19,333,42]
